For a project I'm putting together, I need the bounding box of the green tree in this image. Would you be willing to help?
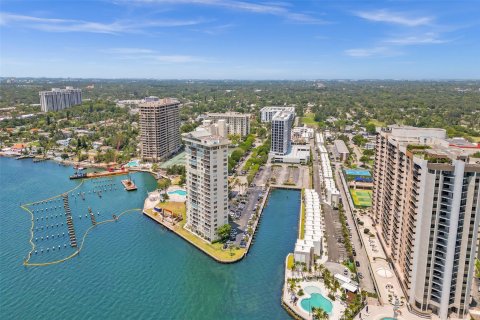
[366,123,376,134]
[216,224,232,241]
[157,178,171,193]
[312,307,329,320]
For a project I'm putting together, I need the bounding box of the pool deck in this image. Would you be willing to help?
[166,186,186,202]
[282,272,345,320]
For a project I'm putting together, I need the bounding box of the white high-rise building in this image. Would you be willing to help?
[260,106,295,122]
[271,111,294,155]
[139,98,181,162]
[206,112,251,137]
[183,129,230,242]
[373,125,480,320]
[39,87,82,112]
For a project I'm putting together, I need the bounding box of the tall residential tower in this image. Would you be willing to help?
[373,125,480,320]
[39,87,82,112]
[183,129,229,242]
[271,110,294,155]
[139,98,181,162]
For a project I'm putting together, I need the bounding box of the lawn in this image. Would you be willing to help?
[301,112,318,128]
[350,189,373,207]
[155,201,246,262]
[287,253,295,270]
[299,197,306,239]
[368,119,386,127]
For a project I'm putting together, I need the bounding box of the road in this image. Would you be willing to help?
[334,166,376,293]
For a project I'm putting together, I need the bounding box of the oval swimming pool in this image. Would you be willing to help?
[300,292,333,314]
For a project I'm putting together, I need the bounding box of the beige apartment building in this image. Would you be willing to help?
[206,112,251,137]
[139,98,181,162]
[182,128,229,242]
[373,125,480,320]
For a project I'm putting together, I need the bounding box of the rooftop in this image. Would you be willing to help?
[206,112,251,117]
[272,110,294,121]
[182,128,230,146]
[333,139,349,154]
[139,98,180,108]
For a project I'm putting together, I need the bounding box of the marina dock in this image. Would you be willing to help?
[121,179,137,191]
[70,168,129,180]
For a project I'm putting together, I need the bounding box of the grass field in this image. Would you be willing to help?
[368,119,386,127]
[350,189,373,207]
[154,201,246,261]
[301,112,318,128]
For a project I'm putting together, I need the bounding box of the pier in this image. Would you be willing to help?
[69,168,129,180]
[62,193,77,247]
[121,179,137,191]
[88,207,96,226]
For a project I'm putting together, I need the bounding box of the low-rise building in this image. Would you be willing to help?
[271,144,310,164]
[294,189,323,269]
[333,139,350,162]
[206,112,251,137]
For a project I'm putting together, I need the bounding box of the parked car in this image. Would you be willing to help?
[355,261,360,267]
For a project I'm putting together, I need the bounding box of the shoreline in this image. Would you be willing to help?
[141,186,281,264]
[1,154,159,180]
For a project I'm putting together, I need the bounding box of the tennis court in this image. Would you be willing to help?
[350,189,373,207]
[344,169,371,177]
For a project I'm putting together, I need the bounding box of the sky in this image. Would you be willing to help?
[1,0,479,79]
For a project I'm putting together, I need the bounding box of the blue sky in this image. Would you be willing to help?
[1,0,479,79]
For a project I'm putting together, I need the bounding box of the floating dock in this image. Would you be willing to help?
[62,193,77,247]
[121,179,137,191]
[69,168,128,180]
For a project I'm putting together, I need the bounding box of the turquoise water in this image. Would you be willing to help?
[344,168,371,176]
[126,160,140,167]
[168,189,187,196]
[381,318,397,320]
[300,293,333,314]
[0,157,299,319]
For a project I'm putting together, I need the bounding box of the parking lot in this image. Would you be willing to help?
[227,186,265,248]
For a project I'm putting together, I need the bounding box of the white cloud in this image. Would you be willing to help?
[0,12,204,34]
[385,33,449,45]
[101,47,203,64]
[354,9,432,27]
[101,48,156,54]
[131,0,327,24]
[344,46,400,57]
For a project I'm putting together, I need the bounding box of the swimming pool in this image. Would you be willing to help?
[126,160,140,167]
[300,292,333,314]
[380,318,397,320]
[344,169,371,176]
[168,190,187,196]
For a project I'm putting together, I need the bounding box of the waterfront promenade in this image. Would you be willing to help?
[142,185,272,263]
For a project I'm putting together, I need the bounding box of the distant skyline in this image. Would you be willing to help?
[1,0,479,79]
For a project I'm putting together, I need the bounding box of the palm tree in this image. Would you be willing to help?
[312,307,329,320]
